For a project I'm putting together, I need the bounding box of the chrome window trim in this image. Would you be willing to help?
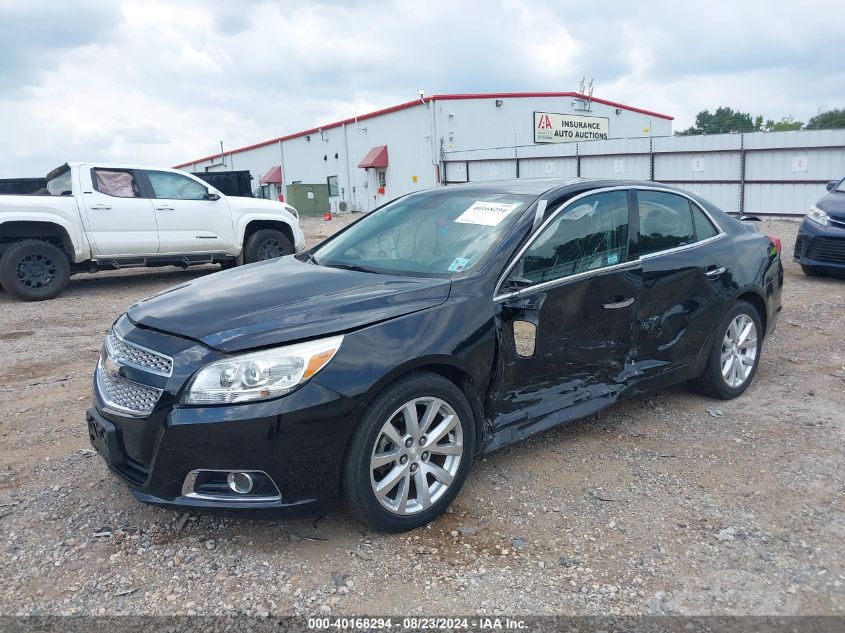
[494,184,727,302]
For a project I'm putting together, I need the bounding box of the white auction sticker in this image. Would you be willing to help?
[455,201,520,227]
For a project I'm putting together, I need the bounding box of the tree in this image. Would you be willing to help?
[805,108,845,130]
[676,107,763,135]
[763,116,804,132]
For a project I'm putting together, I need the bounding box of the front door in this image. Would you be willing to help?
[79,166,159,256]
[490,189,641,438]
[142,170,235,253]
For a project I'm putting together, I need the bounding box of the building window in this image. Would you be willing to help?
[378,171,386,187]
[327,175,339,197]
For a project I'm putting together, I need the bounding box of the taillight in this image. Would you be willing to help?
[767,235,782,255]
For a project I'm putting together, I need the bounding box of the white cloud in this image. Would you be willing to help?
[0,0,842,176]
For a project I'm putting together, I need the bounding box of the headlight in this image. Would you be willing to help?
[807,205,829,226]
[184,335,343,404]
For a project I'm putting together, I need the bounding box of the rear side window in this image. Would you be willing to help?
[692,205,718,240]
[638,191,694,255]
[93,169,140,198]
[146,171,209,200]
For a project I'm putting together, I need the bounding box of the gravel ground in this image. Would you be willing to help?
[0,218,843,617]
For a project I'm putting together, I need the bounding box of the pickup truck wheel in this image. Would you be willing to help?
[244,229,293,264]
[0,239,70,301]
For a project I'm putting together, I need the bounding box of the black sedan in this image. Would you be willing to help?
[794,177,845,275]
[87,179,783,532]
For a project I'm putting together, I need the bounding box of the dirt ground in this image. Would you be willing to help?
[1,217,843,617]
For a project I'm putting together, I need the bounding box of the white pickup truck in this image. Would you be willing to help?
[0,162,304,301]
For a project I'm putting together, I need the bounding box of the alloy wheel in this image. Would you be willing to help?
[720,313,758,388]
[369,397,463,515]
[16,253,57,290]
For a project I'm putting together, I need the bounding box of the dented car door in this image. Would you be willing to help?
[631,188,730,377]
[489,189,642,446]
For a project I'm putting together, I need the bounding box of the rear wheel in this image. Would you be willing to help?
[689,300,762,399]
[243,229,293,264]
[342,372,475,532]
[0,239,70,301]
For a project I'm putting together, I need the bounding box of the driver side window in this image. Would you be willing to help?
[519,191,630,285]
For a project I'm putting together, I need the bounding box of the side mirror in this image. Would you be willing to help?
[206,191,220,201]
[826,180,839,192]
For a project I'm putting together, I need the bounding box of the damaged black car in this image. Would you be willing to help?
[87,179,783,532]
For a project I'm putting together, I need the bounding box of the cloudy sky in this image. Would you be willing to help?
[1,0,843,177]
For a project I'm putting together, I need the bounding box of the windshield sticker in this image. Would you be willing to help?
[607,252,619,265]
[448,257,471,272]
[455,201,520,227]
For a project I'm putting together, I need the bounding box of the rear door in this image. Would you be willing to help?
[491,189,642,432]
[78,166,159,256]
[142,170,235,253]
[633,188,729,376]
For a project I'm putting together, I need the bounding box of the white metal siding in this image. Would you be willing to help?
[518,157,577,179]
[467,160,517,182]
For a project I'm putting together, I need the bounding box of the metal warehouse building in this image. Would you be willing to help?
[176,92,673,215]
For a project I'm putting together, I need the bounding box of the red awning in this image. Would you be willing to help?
[259,166,283,184]
[358,145,388,169]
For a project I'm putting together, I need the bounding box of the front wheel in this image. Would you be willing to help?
[689,300,762,400]
[0,239,70,301]
[801,264,824,277]
[243,229,293,264]
[342,372,476,532]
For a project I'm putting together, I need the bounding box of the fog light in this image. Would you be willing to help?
[227,471,254,494]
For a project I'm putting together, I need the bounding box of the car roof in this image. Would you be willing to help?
[442,177,688,198]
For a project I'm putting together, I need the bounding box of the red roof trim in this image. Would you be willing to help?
[173,92,673,168]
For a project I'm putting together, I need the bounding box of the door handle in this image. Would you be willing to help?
[705,266,727,278]
[603,297,635,309]
[155,205,175,211]
[89,204,111,210]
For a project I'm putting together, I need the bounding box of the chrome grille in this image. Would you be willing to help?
[106,329,173,376]
[96,361,163,416]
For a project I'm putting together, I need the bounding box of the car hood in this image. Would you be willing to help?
[817,191,845,220]
[127,258,451,352]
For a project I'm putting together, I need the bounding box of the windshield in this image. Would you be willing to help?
[46,167,72,196]
[836,179,845,193]
[313,189,535,276]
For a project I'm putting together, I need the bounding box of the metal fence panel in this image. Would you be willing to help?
[467,159,517,182]
[442,129,845,215]
[581,155,651,180]
[518,157,577,179]
[444,161,468,183]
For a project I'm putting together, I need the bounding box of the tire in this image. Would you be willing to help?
[243,229,293,264]
[801,264,824,277]
[689,300,763,400]
[0,239,70,301]
[341,372,476,532]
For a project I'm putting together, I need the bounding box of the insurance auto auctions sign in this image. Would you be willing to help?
[534,111,609,143]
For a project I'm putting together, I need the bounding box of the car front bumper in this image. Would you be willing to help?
[87,379,365,515]
[793,218,845,270]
